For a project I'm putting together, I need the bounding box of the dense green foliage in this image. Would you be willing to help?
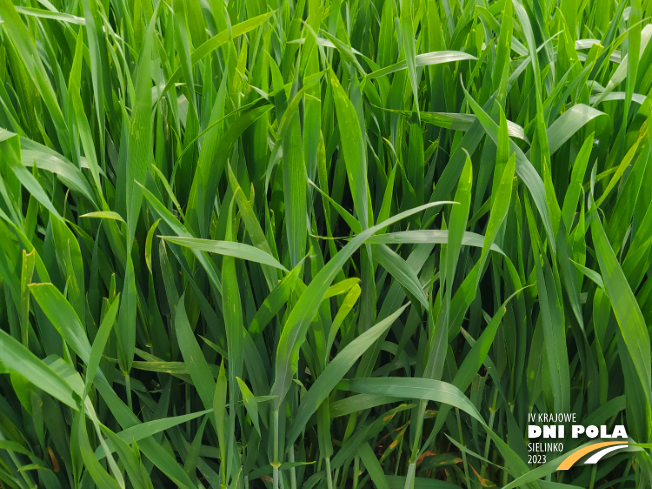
[1,0,652,487]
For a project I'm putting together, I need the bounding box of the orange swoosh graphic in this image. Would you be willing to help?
[557,442,628,470]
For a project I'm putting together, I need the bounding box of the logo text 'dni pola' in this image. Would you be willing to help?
[527,413,629,470]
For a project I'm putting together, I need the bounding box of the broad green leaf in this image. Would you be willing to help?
[84,297,120,398]
[591,212,652,440]
[366,51,477,80]
[161,236,288,270]
[175,294,216,411]
[544,104,607,155]
[329,70,369,228]
[0,329,79,409]
[237,378,261,436]
[358,442,391,489]
[29,283,91,362]
[81,212,126,223]
[344,377,484,424]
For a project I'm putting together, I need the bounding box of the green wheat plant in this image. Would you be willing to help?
[0,0,651,487]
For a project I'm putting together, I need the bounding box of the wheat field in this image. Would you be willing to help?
[0,0,651,487]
